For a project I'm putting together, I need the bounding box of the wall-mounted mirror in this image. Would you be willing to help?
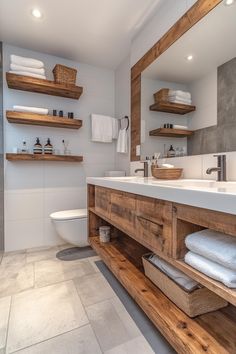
[139,1,236,160]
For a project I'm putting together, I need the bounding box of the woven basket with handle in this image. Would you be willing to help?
[53,64,77,85]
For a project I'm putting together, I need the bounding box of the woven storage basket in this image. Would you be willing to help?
[53,64,77,85]
[153,88,169,102]
[151,165,183,179]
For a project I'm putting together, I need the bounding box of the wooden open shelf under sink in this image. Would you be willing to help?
[149,128,194,137]
[6,153,83,162]
[6,110,82,129]
[6,72,83,99]
[149,101,196,115]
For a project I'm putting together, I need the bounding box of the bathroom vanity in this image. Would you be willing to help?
[87,177,236,354]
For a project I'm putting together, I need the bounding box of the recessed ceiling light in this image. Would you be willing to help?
[225,0,235,6]
[31,8,42,18]
[186,55,193,61]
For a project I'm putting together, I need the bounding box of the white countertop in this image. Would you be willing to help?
[86,177,236,215]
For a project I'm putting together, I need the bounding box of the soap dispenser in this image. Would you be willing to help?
[167,145,176,158]
[33,138,42,154]
[44,138,53,155]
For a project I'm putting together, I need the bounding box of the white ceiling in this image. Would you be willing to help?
[0,0,163,69]
[143,2,236,83]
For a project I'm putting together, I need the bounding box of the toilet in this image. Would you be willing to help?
[50,171,125,246]
[50,209,88,247]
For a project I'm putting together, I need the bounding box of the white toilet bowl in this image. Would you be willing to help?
[50,209,88,247]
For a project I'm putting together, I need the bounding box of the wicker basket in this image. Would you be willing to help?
[53,64,77,85]
[151,165,183,179]
[153,88,169,103]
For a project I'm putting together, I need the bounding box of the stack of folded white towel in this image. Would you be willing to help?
[184,229,236,288]
[149,254,199,292]
[91,114,118,143]
[10,55,46,79]
[168,90,192,105]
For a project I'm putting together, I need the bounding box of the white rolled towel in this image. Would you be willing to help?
[13,105,48,115]
[149,254,198,292]
[173,125,188,130]
[185,251,236,288]
[9,71,46,80]
[185,229,236,271]
[11,55,44,69]
[10,63,45,76]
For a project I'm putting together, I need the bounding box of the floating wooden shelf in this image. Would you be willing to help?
[149,128,194,137]
[6,153,83,162]
[150,101,196,115]
[6,73,83,99]
[6,110,82,129]
[90,235,236,354]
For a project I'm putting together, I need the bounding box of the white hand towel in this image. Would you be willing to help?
[117,129,128,153]
[112,118,119,139]
[10,63,45,76]
[173,125,188,130]
[185,229,236,271]
[9,71,46,80]
[149,254,198,292]
[185,251,236,288]
[169,90,191,99]
[91,114,113,143]
[169,97,192,105]
[11,55,44,69]
[13,105,48,115]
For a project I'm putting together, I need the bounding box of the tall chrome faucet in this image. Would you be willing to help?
[135,161,149,177]
[206,154,227,181]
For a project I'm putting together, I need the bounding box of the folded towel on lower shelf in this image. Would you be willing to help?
[11,54,44,69]
[168,90,191,99]
[185,251,236,288]
[10,63,45,76]
[149,254,199,292]
[169,97,192,105]
[13,105,48,115]
[185,229,236,271]
[9,70,46,80]
[91,114,113,143]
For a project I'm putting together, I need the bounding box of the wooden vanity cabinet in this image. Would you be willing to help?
[94,186,111,219]
[136,196,173,256]
[110,190,136,236]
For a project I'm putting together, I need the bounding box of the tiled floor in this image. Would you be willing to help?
[0,244,155,354]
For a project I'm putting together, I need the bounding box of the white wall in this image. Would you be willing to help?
[131,0,197,66]
[4,44,116,251]
[141,77,188,158]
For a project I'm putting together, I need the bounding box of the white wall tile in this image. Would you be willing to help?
[5,219,44,252]
[5,191,44,221]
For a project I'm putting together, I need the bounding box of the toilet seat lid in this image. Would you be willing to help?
[50,209,87,221]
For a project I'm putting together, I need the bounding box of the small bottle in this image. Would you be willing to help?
[21,140,29,153]
[33,138,42,154]
[167,145,175,158]
[44,138,53,155]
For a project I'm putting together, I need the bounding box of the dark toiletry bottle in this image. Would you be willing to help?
[33,138,42,154]
[44,138,53,155]
[53,110,57,116]
[59,110,63,117]
[167,144,175,158]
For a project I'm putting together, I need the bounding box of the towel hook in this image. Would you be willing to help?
[120,116,129,131]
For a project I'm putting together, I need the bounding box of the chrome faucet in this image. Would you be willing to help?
[135,161,149,177]
[206,154,227,181]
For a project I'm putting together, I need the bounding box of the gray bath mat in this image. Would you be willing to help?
[56,246,96,261]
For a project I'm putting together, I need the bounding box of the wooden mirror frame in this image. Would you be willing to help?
[130,0,223,161]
